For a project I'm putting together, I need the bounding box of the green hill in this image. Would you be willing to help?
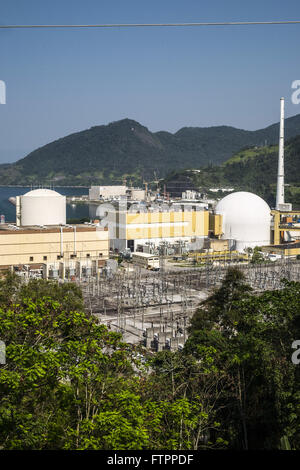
[1,115,300,186]
[170,135,300,208]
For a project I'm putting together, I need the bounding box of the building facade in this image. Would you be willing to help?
[0,224,109,279]
[108,208,213,252]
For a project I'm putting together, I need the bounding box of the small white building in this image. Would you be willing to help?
[89,185,127,201]
[130,189,146,201]
[182,190,199,200]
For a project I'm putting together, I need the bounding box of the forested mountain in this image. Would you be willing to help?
[1,114,300,186]
[169,135,300,208]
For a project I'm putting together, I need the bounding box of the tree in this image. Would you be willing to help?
[147,350,228,449]
[0,276,146,449]
[1,273,299,450]
[186,269,300,449]
[0,275,224,450]
[250,247,265,264]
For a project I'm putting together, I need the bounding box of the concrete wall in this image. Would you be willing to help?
[0,226,109,268]
[125,210,209,241]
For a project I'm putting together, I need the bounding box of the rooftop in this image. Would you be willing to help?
[0,224,107,234]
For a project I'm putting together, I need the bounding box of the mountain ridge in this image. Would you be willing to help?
[1,114,300,186]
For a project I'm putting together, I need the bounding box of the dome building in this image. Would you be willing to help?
[17,188,66,226]
[215,191,271,251]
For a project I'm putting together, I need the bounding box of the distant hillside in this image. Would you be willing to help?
[168,135,300,208]
[1,115,300,186]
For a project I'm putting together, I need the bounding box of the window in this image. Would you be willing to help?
[71,254,77,259]
[43,256,47,261]
[86,254,90,258]
[29,256,34,262]
[99,253,103,257]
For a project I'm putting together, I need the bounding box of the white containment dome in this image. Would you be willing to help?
[20,189,66,226]
[215,191,271,251]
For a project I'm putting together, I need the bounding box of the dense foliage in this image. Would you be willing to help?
[1,114,300,186]
[186,268,300,449]
[0,275,225,450]
[166,134,300,207]
[0,270,299,450]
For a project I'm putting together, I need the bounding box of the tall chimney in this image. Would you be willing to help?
[276,97,285,210]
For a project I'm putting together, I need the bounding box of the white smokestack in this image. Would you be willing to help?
[276,97,285,210]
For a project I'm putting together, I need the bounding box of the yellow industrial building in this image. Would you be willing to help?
[108,208,222,252]
[258,208,300,258]
[107,204,300,259]
[271,209,300,246]
[0,224,109,279]
[261,241,300,258]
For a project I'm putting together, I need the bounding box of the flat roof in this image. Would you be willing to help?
[0,224,107,235]
[110,207,208,214]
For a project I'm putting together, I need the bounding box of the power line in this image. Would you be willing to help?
[1,20,300,29]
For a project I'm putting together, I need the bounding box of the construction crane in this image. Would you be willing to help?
[153,171,161,193]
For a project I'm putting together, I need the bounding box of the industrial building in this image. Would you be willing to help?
[266,98,300,256]
[1,188,109,279]
[208,97,300,258]
[261,241,300,258]
[89,185,127,201]
[164,174,197,198]
[107,206,223,252]
[5,96,297,282]
[16,189,66,226]
[0,223,109,279]
[215,191,271,251]
[181,190,204,201]
[129,188,146,201]
[271,209,300,244]
[89,185,146,202]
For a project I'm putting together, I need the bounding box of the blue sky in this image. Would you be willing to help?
[1,0,300,163]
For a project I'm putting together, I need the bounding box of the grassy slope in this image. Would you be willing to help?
[166,135,300,208]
